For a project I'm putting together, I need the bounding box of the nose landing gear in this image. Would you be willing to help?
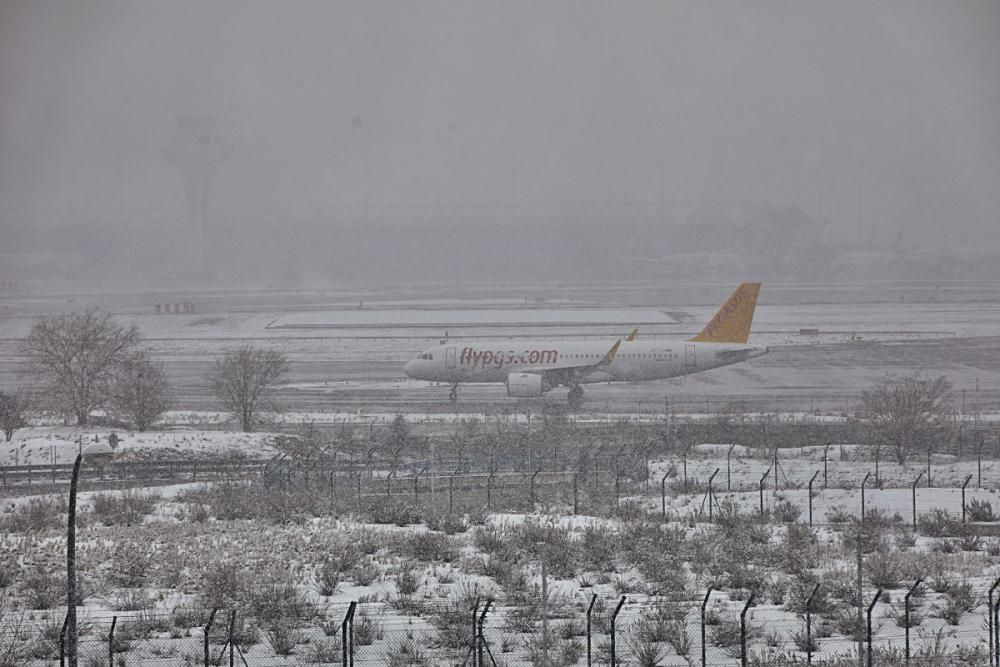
[449,383,458,404]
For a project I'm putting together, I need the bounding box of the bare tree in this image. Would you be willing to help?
[109,350,171,431]
[208,345,288,431]
[23,310,139,425]
[0,390,28,441]
[860,374,952,464]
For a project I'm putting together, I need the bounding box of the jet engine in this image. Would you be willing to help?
[506,372,549,397]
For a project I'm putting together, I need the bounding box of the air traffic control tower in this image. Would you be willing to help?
[162,115,231,278]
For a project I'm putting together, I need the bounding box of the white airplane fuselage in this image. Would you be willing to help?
[404,339,768,386]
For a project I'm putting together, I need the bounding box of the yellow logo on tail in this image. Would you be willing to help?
[688,283,761,344]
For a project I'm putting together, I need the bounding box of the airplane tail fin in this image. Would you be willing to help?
[688,282,761,344]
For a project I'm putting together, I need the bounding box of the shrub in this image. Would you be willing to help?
[965,498,995,522]
[406,531,459,563]
[937,583,976,625]
[305,636,341,664]
[91,490,159,526]
[21,568,63,609]
[772,499,802,523]
[864,550,904,589]
[265,620,305,656]
[0,496,63,533]
[353,609,382,646]
[317,559,342,596]
[350,561,380,587]
[110,540,154,587]
[917,509,961,537]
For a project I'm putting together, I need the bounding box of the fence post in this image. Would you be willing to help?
[909,472,923,529]
[927,445,932,487]
[727,443,735,491]
[805,584,820,667]
[228,610,236,667]
[905,579,922,665]
[808,471,819,527]
[487,470,495,511]
[860,472,871,524]
[610,595,626,667]
[530,469,540,505]
[60,611,69,667]
[108,615,117,667]
[866,589,882,667]
[701,586,713,667]
[758,470,769,516]
[469,597,480,667]
[341,601,356,667]
[979,439,985,489]
[990,577,1000,667]
[740,593,755,667]
[682,444,691,493]
[706,468,719,521]
[823,442,831,489]
[477,598,493,667]
[573,472,579,515]
[586,594,597,667]
[204,608,217,667]
[962,474,973,523]
[449,475,454,512]
[661,472,669,518]
[996,594,1000,667]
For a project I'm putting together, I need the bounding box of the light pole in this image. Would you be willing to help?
[66,442,114,666]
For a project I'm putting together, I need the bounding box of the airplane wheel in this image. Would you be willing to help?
[449,385,458,404]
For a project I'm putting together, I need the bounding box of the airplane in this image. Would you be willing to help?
[403,282,768,405]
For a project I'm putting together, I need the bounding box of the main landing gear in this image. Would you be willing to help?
[449,383,458,404]
[567,385,584,408]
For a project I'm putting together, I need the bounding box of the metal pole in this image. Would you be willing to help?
[861,472,871,524]
[866,589,882,667]
[824,442,831,489]
[727,443,735,491]
[477,599,493,667]
[912,472,923,529]
[990,577,1000,667]
[610,595,626,667]
[204,609,217,667]
[573,472,579,515]
[701,587,713,667]
[59,612,68,667]
[66,453,82,667]
[808,471,819,527]
[962,474,973,523]
[586,594,597,667]
[979,439,985,489]
[740,593,755,667]
[805,584,820,667]
[228,610,236,667]
[661,472,669,518]
[108,616,117,667]
[927,445,932,487]
[342,601,356,667]
[759,469,769,516]
[905,579,922,665]
[707,468,719,521]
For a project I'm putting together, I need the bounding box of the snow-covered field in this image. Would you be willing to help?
[2,423,999,665]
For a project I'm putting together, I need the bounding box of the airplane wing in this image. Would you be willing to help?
[522,340,621,384]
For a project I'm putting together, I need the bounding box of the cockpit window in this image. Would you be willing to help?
[420,353,433,360]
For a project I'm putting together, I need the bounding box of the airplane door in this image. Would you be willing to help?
[446,347,457,369]
[684,344,697,369]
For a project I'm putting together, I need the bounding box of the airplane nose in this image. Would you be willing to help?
[404,360,416,378]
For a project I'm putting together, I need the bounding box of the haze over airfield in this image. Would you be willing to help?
[1,1,999,282]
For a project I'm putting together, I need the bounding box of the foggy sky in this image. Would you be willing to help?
[1,1,998,247]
